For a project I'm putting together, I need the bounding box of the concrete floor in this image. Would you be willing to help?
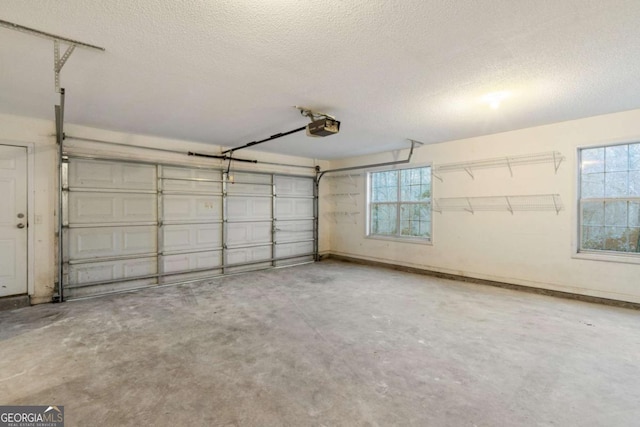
[1,260,639,426]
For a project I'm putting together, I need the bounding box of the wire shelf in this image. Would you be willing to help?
[435,194,564,214]
[325,173,362,179]
[433,151,564,181]
[324,173,361,187]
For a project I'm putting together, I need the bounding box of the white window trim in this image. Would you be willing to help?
[574,142,640,264]
[573,249,640,265]
[365,163,433,244]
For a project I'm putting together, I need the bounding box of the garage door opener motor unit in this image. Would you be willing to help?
[307,117,340,137]
[221,107,340,155]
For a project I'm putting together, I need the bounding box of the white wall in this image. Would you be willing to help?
[0,112,330,303]
[4,107,639,305]
[324,108,640,304]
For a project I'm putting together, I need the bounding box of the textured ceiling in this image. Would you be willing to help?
[1,1,640,159]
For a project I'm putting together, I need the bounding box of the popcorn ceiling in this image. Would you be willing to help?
[1,0,639,159]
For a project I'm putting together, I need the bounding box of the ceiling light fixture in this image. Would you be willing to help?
[481,91,511,109]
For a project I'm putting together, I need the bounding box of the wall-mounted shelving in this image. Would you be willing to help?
[324,173,361,187]
[432,151,564,181]
[324,174,361,221]
[435,194,563,214]
[325,173,362,178]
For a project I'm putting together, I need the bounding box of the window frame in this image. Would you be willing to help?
[366,164,433,244]
[575,141,640,264]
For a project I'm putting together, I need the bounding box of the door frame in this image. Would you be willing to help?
[0,140,35,297]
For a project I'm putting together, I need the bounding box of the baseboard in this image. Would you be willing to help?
[0,295,30,311]
[325,253,640,311]
[30,295,55,305]
[317,252,331,261]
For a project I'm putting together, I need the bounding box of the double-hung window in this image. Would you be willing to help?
[368,166,432,241]
[579,142,640,254]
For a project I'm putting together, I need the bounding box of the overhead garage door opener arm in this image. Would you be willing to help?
[221,107,340,156]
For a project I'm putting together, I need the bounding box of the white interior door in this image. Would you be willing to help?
[0,145,28,297]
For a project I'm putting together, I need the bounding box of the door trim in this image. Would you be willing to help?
[0,140,35,297]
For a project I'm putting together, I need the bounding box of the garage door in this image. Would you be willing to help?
[160,166,223,283]
[274,175,315,266]
[62,158,316,299]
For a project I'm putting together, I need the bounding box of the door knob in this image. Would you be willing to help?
[17,223,25,229]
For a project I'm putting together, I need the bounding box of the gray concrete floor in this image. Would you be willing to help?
[1,260,639,426]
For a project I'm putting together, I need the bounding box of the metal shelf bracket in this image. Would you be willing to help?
[54,40,75,93]
[436,194,564,214]
[0,19,105,92]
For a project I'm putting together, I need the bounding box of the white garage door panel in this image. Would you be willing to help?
[226,222,272,247]
[227,197,271,220]
[163,224,222,252]
[275,198,313,219]
[275,220,314,243]
[275,242,314,266]
[275,176,314,196]
[276,257,313,267]
[68,193,157,224]
[276,241,314,257]
[162,167,220,180]
[226,262,272,274]
[163,195,222,221]
[162,167,222,193]
[63,160,317,299]
[227,182,271,196]
[66,278,157,299]
[162,269,223,283]
[67,257,157,285]
[163,180,222,193]
[232,172,271,184]
[227,245,271,265]
[163,250,222,273]
[226,244,272,273]
[69,160,156,190]
[66,226,156,260]
[272,176,314,267]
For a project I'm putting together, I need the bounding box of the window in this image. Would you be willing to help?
[368,166,432,241]
[579,143,640,254]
